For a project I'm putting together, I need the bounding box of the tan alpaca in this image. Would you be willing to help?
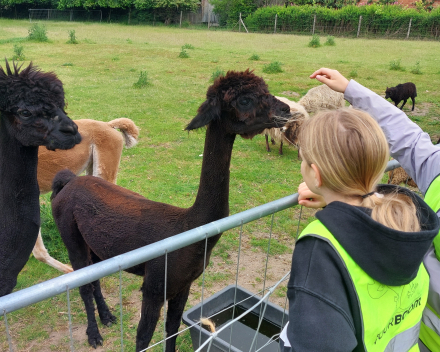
[34,118,140,273]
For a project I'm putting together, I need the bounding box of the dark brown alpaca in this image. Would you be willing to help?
[0,60,81,297]
[50,70,291,351]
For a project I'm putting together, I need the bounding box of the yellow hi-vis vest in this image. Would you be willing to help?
[298,220,429,352]
[419,175,440,351]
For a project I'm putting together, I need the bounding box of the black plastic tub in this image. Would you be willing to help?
[182,285,288,352]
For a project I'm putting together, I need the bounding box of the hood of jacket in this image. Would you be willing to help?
[315,184,439,286]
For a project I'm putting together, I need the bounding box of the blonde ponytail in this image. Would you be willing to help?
[298,108,420,232]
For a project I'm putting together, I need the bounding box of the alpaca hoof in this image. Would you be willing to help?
[87,333,103,349]
[101,313,117,326]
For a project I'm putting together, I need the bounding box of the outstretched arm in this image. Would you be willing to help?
[310,68,440,195]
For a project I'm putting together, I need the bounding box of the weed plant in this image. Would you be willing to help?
[133,71,150,88]
[411,61,423,75]
[62,62,73,66]
[249,54,260,60]
[12,44,25,61]
[66,29,78,44]
[263,61,283,74]
[127,38,133,44]
[308,35,321,48]
[324,36,336,46]
[211,68,225,81]
[182,43,194,49]
[389,59,405,71]
[349,69,358,78]
[28,23,48,42]
[179,49,190,58]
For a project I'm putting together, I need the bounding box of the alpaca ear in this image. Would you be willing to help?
[185,98,221,131]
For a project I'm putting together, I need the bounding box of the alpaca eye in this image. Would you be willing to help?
[238,98,251,107]
[18,109,32,120]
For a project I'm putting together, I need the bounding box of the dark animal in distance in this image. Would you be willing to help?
[50,70,291,351]
[385,82,417,111]
[0,60,81,297]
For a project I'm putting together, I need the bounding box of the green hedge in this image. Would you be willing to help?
[244,5,440,38]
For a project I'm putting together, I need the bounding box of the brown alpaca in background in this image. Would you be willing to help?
[34,118,139,273]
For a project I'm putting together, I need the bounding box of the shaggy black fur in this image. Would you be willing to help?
[0,60,81,297]
[385,82,417,111]
[51,70,291,351]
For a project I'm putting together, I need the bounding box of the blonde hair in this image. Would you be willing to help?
[298,108,420,232]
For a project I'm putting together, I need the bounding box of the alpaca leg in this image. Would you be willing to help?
[271,138,276,145]
[165,286,191,352]
[264,134,271,152]
[411,98,415,111]
[88,251,117,326]
[91,137,123,183]
[400,99,407,110]
[79,283,104,348]
[278,140,283,155]
[32,228,73,273]
[136,288,164,352]
[92,279,117,326]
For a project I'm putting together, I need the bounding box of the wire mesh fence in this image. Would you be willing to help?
[28,9,103,23]
[0,159,403,351]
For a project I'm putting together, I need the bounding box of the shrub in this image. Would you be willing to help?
[211,68,225,81]
[28,23,48,42]
[66,30,78,44]
[12,44,25,61]
[179,49,190,58]
[324,36,336,46]
[249,54,260,60]
[182,43,194,49]
[308,35,321,48]
[411,61,423,75]
[133,71,150,88]
[389,59,405,71]
[263,61,283,74]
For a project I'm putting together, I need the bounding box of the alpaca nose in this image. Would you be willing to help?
[59,123,77,135]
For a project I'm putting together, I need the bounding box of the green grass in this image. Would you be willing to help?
[0,18,439,351]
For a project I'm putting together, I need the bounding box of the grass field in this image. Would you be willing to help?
[0,19,439,351]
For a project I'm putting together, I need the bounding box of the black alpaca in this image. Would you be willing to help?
[0,60,81,297]
[385,82,417,111]
[50,70,291,351]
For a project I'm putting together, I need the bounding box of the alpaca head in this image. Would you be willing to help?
[384,87,395,100]
[0,60,81,150]
[281,111,306,147]
[185,69,291,138]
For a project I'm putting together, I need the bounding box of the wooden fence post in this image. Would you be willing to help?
[407,18,412,39]
[312,14,316,35]
[239,13,242,32]
[180,11,182,28]
[208,11,211,29]
[274,14,277,34]
[357,15,362,38]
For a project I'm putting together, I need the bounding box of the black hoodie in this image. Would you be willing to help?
[282,185,439,352]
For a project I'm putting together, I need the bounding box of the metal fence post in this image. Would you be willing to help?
[357,15,362,38]
[274,14,277,34]
[407,18,412,39]
[312,14,316,35]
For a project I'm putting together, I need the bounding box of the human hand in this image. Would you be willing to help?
[309,68,349,93]
[297,182,326,208]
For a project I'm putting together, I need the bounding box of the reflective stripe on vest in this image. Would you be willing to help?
[424,175,440,261]
[422,306,440,336]
[298,220,429,352]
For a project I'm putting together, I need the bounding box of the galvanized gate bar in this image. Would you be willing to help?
[0,160,402,315]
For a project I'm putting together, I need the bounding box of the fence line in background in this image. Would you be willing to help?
[0,159,402,351]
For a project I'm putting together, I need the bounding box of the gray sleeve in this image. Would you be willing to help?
[344,80,440,195]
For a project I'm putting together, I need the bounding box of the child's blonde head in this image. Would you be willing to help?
[298,108,419,232]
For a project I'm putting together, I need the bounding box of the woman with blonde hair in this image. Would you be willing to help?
[280,98,439,350]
